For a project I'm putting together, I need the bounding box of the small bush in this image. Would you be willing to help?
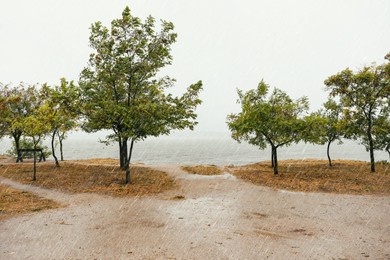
[6,138,51,158]
[376,160,389,165]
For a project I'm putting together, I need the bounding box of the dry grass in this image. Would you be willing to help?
[73,158,127,165]
[182,165,223,175]
[166,195,186,200]
[0,185,60,221]
[0,162,176,197]
[227,160,390,195]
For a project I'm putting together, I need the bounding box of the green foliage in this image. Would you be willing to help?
[324,54,390,171]
[0,83,42,150]
[373,105,390,159]
[306,99,346,144]
[0,87,12,138]
[376,160,389,165]
[6,138,51,158]
[80,7,201,140]
[228,80,309,148]
[79,6,202,182]
[305,98,345,166]
[0,81,77,165]
[41,79,79,132]
[22,102,53,180]
[41,78,79,163]
[22,104,52,143]
[372,55,390,158]
[227,80,309,174]
[0,82,55,180]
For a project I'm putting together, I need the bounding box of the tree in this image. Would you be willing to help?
[309,98,344,167]
[79,7,202,183]
[6,137,50,159]
[227,80,309,175]
[41,79,79,166]
[0,83,41,156]
[0,98,8,139]
[373,106,390,160]
[374,54,390,161]
[40,84,60,166]
[22,104,52,180]
[54,78,81,161]
[0,88,12,139]
[0,97,5,139]
[324,55,390,172]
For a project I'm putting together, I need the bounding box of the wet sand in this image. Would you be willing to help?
[1,165,389,259]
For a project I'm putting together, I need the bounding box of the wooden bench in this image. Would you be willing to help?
[16,149,46,163]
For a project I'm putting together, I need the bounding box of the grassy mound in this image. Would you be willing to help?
[0,185,60,221]
[0,161,176,197]
[227,160,390,195]
[182,165,223,175]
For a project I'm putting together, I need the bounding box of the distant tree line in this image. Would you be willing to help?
[227,53,390,174]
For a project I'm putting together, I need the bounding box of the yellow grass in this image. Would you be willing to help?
[0,185,60,221]
[73,158,124,165]
[227,159,390,195]
[182,165,223,175]
[0,161,176,197]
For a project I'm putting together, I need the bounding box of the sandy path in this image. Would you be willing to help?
[1,165,389,259]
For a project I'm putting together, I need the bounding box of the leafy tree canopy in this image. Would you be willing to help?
[306,98,344,166]
[79,6,202,183]
[227,80,309,174]
[41,79,79,165]
[0,83,41,151]
[324,55,390,172]
[373,104,390,159]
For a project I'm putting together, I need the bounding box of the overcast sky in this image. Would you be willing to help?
[1,0,389,134]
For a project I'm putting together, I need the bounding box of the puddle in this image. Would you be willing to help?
[179,173,237,181]
[165,196,239,226]
[278,190,307,195]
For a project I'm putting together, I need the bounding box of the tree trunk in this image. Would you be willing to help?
[59,138,64,161]
[57,132,65,161]
[119,137,128,170]
[271,148,275,168]
[327,139,332,167]
[369,142,375,172]
[33,138,38,181]
[33,149,37,181]
[368,116,375,172]
[273,146,278,175]
[51,129,59,166]
[13,132,22,162]
[119,138,123,168]
[123,140,128,169]
[14,132,21,151]
[121,139,128,170]
[125,139,135,184]
[387,149,390,161]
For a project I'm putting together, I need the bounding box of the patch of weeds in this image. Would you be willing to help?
[171,195,185,200]
[376,160,389,165]
[227,160,390,195]
[0,185,61,221]
[182,165,223,175]
[0,162,177,197]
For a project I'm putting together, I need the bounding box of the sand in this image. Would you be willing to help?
[1,165,389,259]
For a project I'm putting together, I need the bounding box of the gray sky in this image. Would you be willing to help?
[1,0,389,133]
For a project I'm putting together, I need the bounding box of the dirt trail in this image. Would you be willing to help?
[1,165,389,259]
